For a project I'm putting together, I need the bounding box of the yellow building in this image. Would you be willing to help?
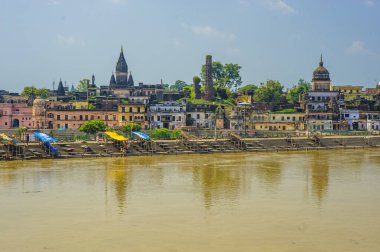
[332,85,362,94]
[118,103,148,129]
[252,112,305,131]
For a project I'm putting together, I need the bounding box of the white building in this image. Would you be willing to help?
[148,101,186,130]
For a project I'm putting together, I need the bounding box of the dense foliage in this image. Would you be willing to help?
[21,86,49,98]
[151,128,182,140]
[79,120,106,134]
[200,61,242,90]
[76,79,89,92]
[120,123,142,135]
[254,80,284,107]
[170,80,188,91]
[286,79,311,104]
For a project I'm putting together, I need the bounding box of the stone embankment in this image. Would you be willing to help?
[1,135,380,161]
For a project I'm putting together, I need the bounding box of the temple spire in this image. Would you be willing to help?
[319,54,323,67]
[127,72,134,86]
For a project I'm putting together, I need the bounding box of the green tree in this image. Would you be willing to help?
[21,86,37,97]
[79,120,106,134]
[216,86,232,100]
[21,86,49,98]
[238,84,258,95]
[77,79,89,92]
[170,80,188,91]
[254,80,284,106]
[201,61,242,90]
[183,85,193,98]
[120,123,142,135]
[286,79,311,104]
[223,63,242,90]
[38,88,49,98]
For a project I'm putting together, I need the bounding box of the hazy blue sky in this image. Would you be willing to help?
[0,0,379,92]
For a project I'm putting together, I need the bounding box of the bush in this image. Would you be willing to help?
[151,128,171,140]
[170,129,182,139]
[151,128,182,140]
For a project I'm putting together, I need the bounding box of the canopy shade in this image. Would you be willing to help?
[33,132,58,143]
[105,131,128,141]
[0,133,13,141]
[132,131,150,140]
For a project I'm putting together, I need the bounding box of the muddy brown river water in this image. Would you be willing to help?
[1,150,380,251]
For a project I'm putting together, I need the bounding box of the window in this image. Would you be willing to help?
[85,115,88,120]
[138,107,141,113]
[197,114,200,119]
[178,116,181,121]
[122,116,125,121]
[129,116,132,121]
[122,107,125,113]
[105,115,108,121]
[65,115,68,120]
[91,115,94,120]
[157,116,160,121]
[57,115,61,120]
[129,107,132,112]
[80,115,83,120]
[205,114,209,119]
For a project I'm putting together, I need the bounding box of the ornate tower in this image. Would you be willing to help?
[204,55,215,101]
[109,73,116,86]
[193,76,201,99]
[115,46,129,86]
[127,72,134,87]
[87,75,97,101]
[57,79,65,96]
[311,54,331,91]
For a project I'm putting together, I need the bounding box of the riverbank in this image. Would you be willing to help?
[1,135,380,161]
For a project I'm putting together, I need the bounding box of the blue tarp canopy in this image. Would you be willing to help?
[33,132,58,143]
[132,131,150,140]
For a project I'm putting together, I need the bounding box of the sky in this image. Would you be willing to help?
[0,0,379,93]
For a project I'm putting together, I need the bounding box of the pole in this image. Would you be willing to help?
[243,109,246,137]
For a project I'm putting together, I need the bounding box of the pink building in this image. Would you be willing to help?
[0,102,33,129]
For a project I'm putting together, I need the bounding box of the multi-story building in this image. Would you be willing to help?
[0,97,33,129]
[186,103,215,128]
[253,112,305,131]
[149,101,186,130]
[118,103,148,129]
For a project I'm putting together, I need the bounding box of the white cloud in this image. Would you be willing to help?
[182,23,237,41]
[57,34,86,46]
[363,0,375,7]
[347,41,370,55]
[261,0,295,14]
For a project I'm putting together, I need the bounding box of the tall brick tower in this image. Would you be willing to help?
[204,55,215,101]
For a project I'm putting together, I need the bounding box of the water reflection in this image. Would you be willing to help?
[188,155,251,209]
[309,152,329,203]
[106,159,132,213]
[253,157,283,190]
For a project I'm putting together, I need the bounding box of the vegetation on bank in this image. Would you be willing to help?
[79,120,106,134]
[151,128,182,140]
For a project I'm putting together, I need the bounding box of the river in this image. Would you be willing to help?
[1,150,380,251]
